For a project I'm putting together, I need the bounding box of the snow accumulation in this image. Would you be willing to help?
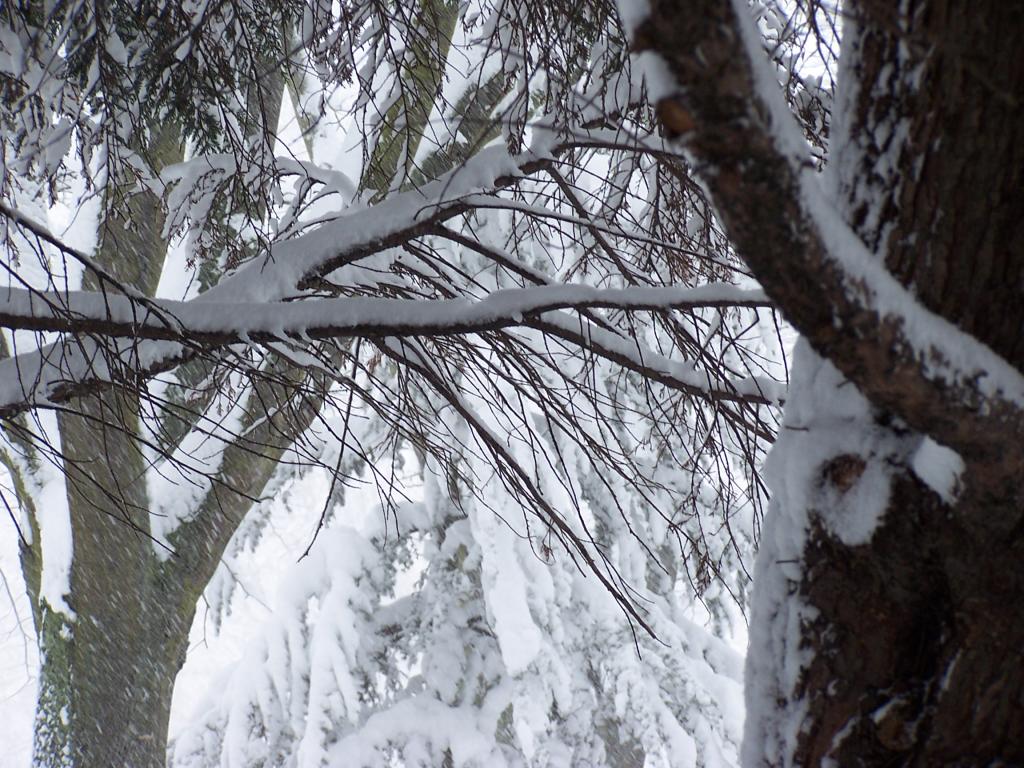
[10,0,1004,765]
[148,369,252,558]
[0,283,781,421]
[910,437,964,505]
[614,0,651,38]
[0,133,779,419]
[0,283,769,340]
[799,179,1024,408]
[0,517,38,768]
[628,0,1024,428]
[742,340,918,766]
[163,419,750,768]
[35,469,75,617]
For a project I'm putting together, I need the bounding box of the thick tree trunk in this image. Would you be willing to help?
[777,3,1024,764]
[636,0,1024,764]
[794,474,1024,764]
[746,346,1024,766]
[30,118,192,766]
[25,57,293,765]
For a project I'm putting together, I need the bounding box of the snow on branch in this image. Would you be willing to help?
[631,0,1024,473]
[0,282,777,419]
[0,132,783,419]
[202,144,557,303]
[0,284,770,342]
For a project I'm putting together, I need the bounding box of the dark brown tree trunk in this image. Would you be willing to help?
[778,4,1019,765]
[796,476,1024,765]
[784,3,1024,764]
[635,0,1024,764]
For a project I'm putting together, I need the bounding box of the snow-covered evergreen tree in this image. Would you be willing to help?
[169,351,757,767]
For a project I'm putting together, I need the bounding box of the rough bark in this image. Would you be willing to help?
[637,0,1024,764]
[788,3,1024,764]
[797,474,1024,765]
[633,0,1024,493]
[32,521,194,767]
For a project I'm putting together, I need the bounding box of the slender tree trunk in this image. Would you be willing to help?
[30,119,189,766]
[359,0,459,193]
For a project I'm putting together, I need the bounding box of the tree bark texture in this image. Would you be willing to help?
[639,0,1024,764]
[789,3,1024,765]
[21,35,307,762]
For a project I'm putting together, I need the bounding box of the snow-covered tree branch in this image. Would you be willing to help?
[630,0,1024,480]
